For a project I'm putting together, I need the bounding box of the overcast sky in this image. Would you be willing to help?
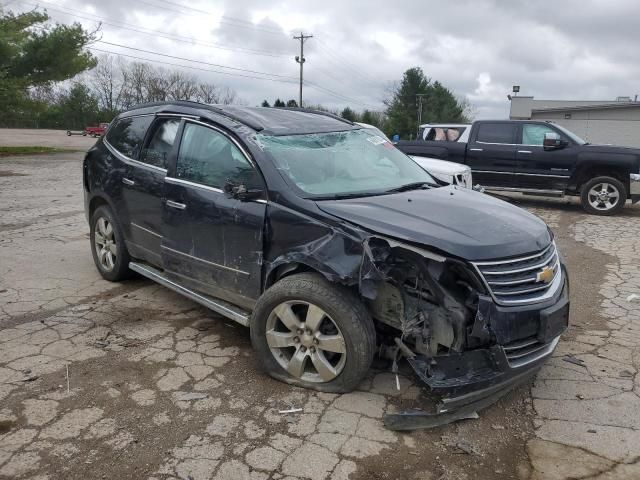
[12,0,640,118]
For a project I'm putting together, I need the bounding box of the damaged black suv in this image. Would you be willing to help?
[84,102,569,429]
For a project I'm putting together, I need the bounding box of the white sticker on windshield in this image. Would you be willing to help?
[366,135,387,146]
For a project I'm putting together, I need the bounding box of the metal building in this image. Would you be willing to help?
[510,96,640,147]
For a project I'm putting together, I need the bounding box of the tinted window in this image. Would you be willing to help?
[522,124,558,146]
[176,123,255,188]
[476,123,516,144]
[106,116,153,160]
[140,118,180,168]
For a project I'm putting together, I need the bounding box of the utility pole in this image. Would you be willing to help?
[293,32,313,107]
[416,93,427,139]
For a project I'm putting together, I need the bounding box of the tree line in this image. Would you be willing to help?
[1,7,472,137]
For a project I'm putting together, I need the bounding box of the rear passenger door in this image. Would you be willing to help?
[466,123,517,187]
[121,116,180,266]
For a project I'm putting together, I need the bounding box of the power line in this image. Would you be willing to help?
[314,37,380,86]
[16,0,291,58]
[70,0,287,37]
[149,0,285,35]
[94,40,380,108]
[96,40,298,80]
[87,47,298,85]
[304,81,380,109]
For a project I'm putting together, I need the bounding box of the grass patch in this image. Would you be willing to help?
[0,146,79,156]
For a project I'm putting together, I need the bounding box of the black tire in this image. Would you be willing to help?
[89,205,132,281]
[580,176,627,216]
[82,132,87,136]
[66,130,71,136]
[250,273,376,393]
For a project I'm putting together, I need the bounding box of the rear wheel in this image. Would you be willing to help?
[90,205,132,281]
[250,273,376,393]
[580,176,626,215]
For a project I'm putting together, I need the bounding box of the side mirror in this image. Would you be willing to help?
[543,132,565,151]
[223,180,263,201]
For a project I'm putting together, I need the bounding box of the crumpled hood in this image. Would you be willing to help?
[316,186,551,261]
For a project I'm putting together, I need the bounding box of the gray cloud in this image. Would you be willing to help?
[19,0,640,117]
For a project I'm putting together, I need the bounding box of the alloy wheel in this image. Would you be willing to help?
[265,300,347,383]
[94,217,117,272]
[587,182,620,211]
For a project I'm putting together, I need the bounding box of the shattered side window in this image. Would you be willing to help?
[256,130,435,198]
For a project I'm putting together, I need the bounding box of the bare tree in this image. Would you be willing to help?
[120,62,151,108]
[218,86,237,105]
[166,71,198,101]
[90,55,125,113]
[86,56,242,110]
[146,67,172,102]
[195,82,219,104]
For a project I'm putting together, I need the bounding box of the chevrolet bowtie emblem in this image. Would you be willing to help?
[536,266,555,284]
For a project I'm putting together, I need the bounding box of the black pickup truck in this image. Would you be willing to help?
[397,120,640,215]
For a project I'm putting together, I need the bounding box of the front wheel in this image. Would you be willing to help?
[90,205,132,281]
[250,273,376,393]
[580,176,627,215]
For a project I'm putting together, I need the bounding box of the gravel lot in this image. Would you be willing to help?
[1,130,639,479]
[0,128,98,149]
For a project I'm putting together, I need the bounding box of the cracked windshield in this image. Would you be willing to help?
[257,129,434,197]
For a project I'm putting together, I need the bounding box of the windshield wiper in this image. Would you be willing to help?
[385,182,432,193]
[314,191,385,200]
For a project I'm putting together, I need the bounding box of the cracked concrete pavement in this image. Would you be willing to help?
[1,143,639,479]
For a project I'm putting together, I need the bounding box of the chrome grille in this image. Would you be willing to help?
[472,242,561,305]
[503,336,560,368]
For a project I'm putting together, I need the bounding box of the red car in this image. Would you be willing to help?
[84,123,110,137]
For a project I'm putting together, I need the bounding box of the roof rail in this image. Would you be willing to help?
[204,105,264,131]
[127,100,265,131]
[277,107,354,126]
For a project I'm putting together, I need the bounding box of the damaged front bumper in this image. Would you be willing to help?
[384,272,569,430]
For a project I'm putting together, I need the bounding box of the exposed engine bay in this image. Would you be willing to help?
[363,236,486,361]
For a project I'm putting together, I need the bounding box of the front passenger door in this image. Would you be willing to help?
[162,121,266,309]
[513,123,575,191]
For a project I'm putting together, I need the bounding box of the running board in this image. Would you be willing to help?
[485,187,565,198]
[129,262,250,327]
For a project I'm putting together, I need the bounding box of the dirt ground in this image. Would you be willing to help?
[1,130,639,480]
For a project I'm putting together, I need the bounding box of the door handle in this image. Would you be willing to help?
[166,200,186,210]
[122,177,135,186]
[517,150,532,154]
[469,148,483,152]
